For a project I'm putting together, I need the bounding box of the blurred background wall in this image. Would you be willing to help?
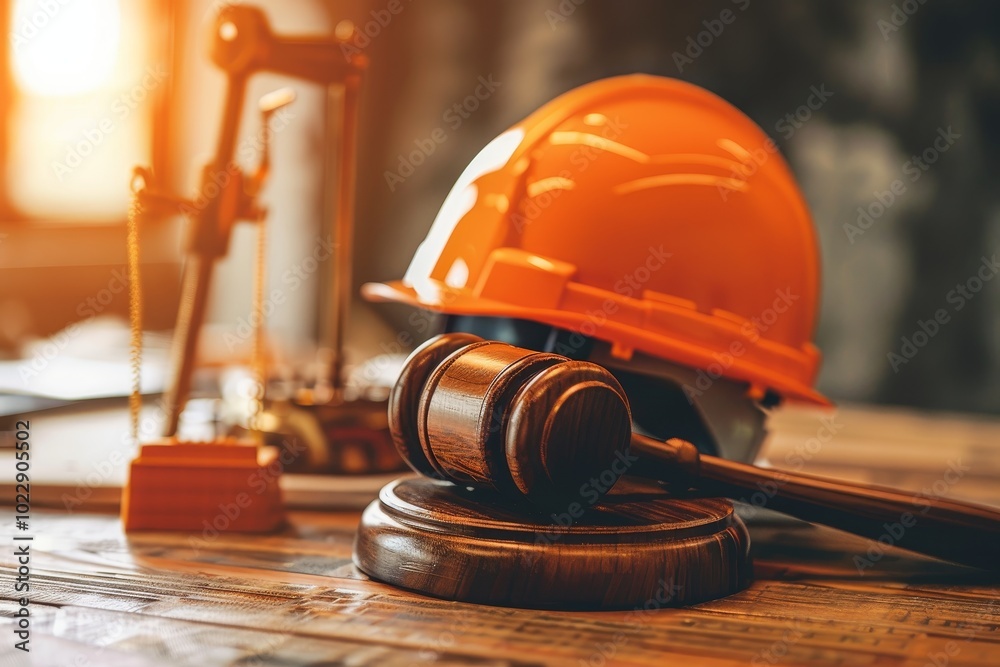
[348,0,1000,415]
[1,0,998,415]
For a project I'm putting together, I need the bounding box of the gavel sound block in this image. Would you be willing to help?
[356,476,749,609]
[354,333,751,609]
[353,334,1000,609]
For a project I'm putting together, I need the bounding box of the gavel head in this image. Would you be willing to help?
[389,333,633,507]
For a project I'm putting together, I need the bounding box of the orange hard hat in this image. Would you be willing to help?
[364,74,826,405]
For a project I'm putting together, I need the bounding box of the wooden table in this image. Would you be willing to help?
[1,404,998,666]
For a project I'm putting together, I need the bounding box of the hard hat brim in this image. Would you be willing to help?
[363,280,831,407]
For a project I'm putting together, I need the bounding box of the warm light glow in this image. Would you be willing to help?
[218,20,238,42]
[8,0,152,220]
[11,0,121,96]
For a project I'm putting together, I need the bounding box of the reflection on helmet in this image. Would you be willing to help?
[365,74,826,411]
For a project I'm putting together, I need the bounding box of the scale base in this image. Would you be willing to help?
[122,439,284,532]
[353,477,751,610]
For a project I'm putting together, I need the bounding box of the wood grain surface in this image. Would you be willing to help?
[0,404,998,665]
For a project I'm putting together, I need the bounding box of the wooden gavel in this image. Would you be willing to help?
[389,333,1000,570]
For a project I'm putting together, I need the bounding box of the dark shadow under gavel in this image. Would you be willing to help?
[389,333,1000,570]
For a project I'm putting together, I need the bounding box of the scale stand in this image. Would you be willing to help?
[122,6,372,532]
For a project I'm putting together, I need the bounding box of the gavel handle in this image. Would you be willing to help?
[631,435,1000,570]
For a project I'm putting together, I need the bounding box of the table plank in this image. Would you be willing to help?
[0,403,997,665]
[0,507,997,667]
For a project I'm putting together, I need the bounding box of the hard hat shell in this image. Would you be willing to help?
[364,74,826,404]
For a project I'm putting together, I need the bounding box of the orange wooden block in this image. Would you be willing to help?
[122,438,285,532]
